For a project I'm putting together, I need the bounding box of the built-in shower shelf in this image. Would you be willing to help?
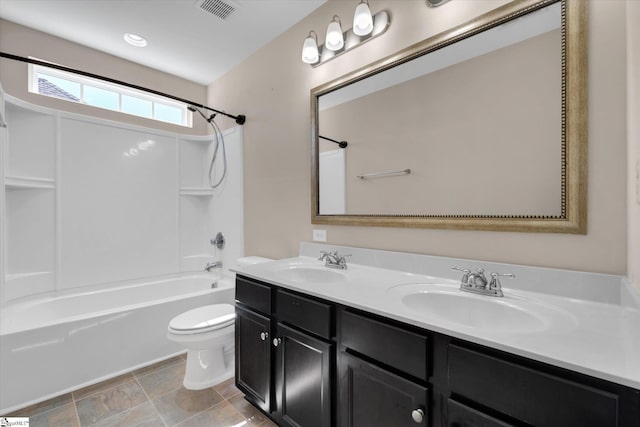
[5,271,53,281]
[4,272,56,302]
[183,254,215,259]
[5,176,55,189]
[179,187,215,196]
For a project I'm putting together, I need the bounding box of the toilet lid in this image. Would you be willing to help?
[169,304,235,333]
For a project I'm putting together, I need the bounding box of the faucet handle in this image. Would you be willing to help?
[490,272,515,280]
[318,251,330,261]
[488,272,515,292]
[451,266,471,283]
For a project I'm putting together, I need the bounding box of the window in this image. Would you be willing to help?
[29,63,191,127]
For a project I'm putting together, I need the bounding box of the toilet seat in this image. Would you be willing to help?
[168,304,235,335]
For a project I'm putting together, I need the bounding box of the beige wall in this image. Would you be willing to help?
[209,0,628,275]
[320,30,561,216]
[0,19,208,135]
[628,0,640,287]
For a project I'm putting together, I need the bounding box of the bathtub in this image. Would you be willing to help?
[0,273,234,413]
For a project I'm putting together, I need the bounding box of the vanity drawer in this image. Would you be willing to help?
[236,276,271,315]
[340,309,429,381]
[275,289,332,339]
[448,344,619,427]
[447,399,514,427]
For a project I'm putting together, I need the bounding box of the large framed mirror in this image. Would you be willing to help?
[311,0,587,233]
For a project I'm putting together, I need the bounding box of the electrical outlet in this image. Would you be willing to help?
[313,229,327,242]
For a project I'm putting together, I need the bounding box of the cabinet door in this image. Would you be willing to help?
[339,351,429,427]
[235,306,272,413]
[274,323,333,427]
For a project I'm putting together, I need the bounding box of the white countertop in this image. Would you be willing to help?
[233,247,640,390]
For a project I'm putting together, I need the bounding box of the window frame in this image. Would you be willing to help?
[28,63,192,127]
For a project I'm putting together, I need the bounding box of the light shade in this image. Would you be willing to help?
[325,16,344,51]
[301,32,319,64]
[353,1,373,36]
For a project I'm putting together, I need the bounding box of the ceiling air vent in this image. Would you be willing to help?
[197,0,239,20]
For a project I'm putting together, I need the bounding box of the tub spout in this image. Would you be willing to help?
[205,261,223,272]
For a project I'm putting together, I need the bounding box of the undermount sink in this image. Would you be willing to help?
[388,283,574,334]
[273,266,346,284]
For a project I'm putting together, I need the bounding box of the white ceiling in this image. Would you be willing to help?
[0,0,327,85]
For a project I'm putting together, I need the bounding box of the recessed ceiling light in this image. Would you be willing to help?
[123,33,147,47]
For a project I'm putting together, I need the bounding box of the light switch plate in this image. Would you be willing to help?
[313,229,327,242]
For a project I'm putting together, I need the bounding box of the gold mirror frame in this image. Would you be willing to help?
[311,0,587,234]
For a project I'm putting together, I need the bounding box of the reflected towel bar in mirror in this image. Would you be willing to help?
[357,169,411,180]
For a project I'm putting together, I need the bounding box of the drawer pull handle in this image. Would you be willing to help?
[260,332,269,341]
[411,408,424,423]
[273,337,282,347]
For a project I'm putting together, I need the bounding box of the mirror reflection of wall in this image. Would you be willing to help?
[319,149,346,214]
[318,2,562,217]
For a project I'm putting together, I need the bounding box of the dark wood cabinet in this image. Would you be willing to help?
[447,399,514,427]
[275,323,333,427]
[235,306,272,413]
[235,275,640,427]
[338,351,429,427]
[447,342,640,427]
[235,276,334,426]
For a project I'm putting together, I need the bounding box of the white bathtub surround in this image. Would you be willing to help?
[0,274,234,414]
[1,94,244,303]
[232,243,640,390]
[0,93,246,412]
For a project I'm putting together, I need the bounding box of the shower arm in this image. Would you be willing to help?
[0,52,247,126]
[319,135,348,148]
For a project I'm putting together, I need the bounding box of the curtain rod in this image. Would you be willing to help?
[0,51,246,125]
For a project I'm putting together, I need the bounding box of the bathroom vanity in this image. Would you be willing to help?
[233,244,640,427]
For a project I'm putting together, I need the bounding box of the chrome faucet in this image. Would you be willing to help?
[319,251,350,270]
[452,266,514,297]
[205,260,223,272]
[467,268,488,288]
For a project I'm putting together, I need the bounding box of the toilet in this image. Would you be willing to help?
[167,256,273,390]
[167,304,236,390]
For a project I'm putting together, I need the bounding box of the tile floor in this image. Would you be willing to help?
[4,354,278,427]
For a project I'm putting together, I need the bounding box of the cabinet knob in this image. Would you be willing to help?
[260,332,269,341]
[411,408,424,423]
[273,337,282,347]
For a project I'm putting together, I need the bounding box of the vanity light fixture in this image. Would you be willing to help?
[300,0,390,67]
[353,0,374,36]
[302,31,320,64]
[123,33,147,47]
[325,16,344,51]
